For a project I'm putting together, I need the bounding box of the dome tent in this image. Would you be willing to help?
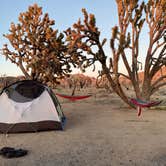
[0,80,66,133]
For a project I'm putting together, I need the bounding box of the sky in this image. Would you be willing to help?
[0,0,149,77]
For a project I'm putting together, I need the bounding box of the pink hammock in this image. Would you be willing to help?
[130,98,162,116]
[56,93,92,101]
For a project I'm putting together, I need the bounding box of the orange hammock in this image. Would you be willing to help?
[56,93,92,101]
[130,98,162,116]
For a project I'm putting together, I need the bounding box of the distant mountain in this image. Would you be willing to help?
[0,75,25,88]
[120,67,166,85]
[59,73,96,87]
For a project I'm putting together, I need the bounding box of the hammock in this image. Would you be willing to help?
[130,98,162,116]
[56,93,92,101]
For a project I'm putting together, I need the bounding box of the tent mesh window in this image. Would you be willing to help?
[5,81,45,103]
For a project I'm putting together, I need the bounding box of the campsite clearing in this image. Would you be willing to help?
[0,90,166,166]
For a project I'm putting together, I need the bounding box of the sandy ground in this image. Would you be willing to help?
[0,89,166,166]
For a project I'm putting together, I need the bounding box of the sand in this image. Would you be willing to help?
[0,89,166,166]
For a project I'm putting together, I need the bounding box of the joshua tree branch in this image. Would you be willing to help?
[18,58,31,79]
[150,45,166,78]
[151,82,166,95]
[151,42,165,57]
[151,75,166,88]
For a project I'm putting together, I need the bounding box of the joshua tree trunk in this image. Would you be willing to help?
[141,80,151,101]
[71,84,76,96]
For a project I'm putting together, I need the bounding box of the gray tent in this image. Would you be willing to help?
[0,80,66,133]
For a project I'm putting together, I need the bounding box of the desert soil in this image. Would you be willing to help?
[0,89,166,166]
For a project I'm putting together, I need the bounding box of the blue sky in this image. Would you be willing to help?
[0,0,148,77]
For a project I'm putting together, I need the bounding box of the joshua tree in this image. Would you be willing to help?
[66,75,79,96]
[66,74,92,95]
[1,4,82,86]
[96,74,112,93]
[76,74,92,89]
[65,0,166,107]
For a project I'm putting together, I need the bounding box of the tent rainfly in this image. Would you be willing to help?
[0,80,66,133]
